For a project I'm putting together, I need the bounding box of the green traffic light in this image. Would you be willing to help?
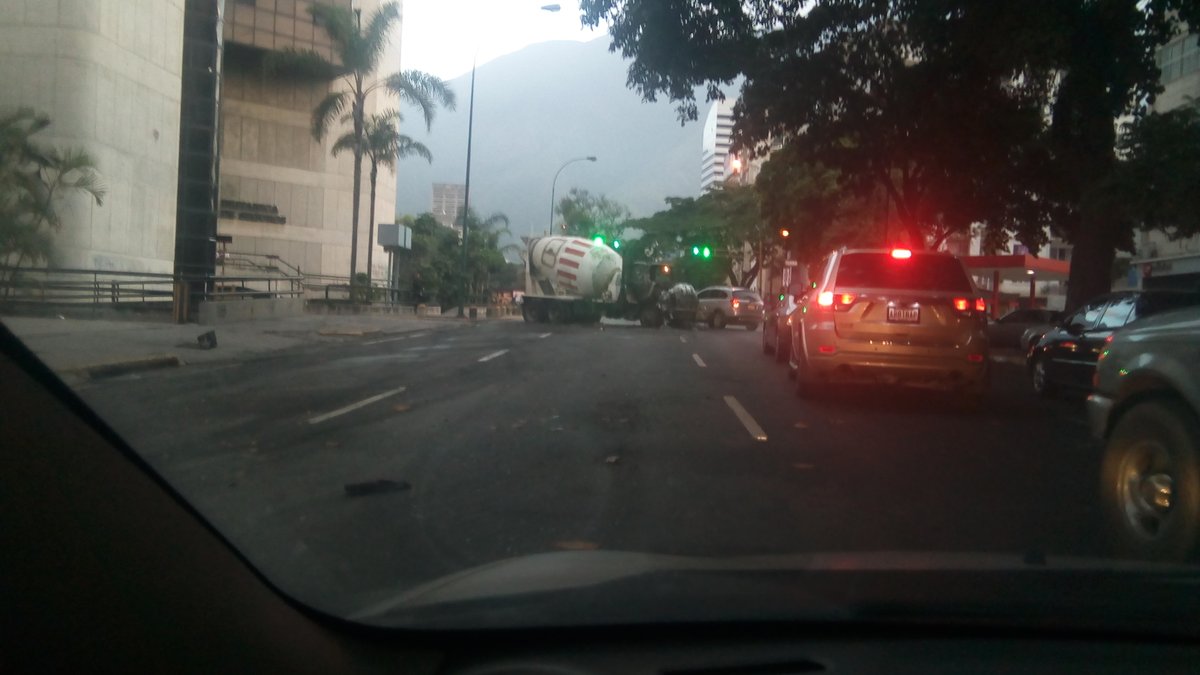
[612,240,620,249]
[692,245,700,256]
[702,246,712,259]
[592,235,604,245]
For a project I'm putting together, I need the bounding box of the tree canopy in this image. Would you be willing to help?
[555,188,631,244]
[581,0,1200,306]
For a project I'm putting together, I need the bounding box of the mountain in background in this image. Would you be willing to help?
[395,36,706,240]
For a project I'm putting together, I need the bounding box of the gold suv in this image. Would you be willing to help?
[788,248,990,403]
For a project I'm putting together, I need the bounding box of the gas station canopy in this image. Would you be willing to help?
[961,254,1070,282]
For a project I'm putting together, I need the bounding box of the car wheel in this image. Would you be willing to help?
[1031,355,1057,398]
[774,327,790,364]
[711,312,726,329]
[793,350,813,398]
[1100,400,1200,561]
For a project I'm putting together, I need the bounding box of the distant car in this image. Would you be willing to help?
[788,248,990,404]
[987,308,1063,350]
[696,286,764,330]
[762,292,801,363]
[1028,290,1200,397]
[1088,305,1200,561]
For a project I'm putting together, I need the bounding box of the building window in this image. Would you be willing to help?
[1157,35,1200,85]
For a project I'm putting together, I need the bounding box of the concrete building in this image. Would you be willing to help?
[0,0,402,284]
[431,182,465,232]
[0,0,187,273]
[217,0,402,281]
[1130,29,1200,291]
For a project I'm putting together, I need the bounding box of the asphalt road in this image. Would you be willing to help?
[76,318,1107,617]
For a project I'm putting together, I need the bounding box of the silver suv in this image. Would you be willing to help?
[696,286,764,330]
[789,248,990,403]
[1088,305,1200,561]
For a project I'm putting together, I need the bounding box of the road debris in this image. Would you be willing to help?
[605,455,620,465]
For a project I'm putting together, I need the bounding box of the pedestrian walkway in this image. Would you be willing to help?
[0,312,463,380]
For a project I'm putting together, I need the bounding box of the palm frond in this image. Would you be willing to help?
[330,130,358,157]
[384,70,456,130]
[396,137,432,164]
[308,3,358,53]
[360,2,401,75]
[311,91,349,141]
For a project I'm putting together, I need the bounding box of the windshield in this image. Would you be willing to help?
[4,0,1200,636]
[834,253,974,292]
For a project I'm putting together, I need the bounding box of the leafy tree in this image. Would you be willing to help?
[1,108,104,294]
[334,111,431,286]
[555,188,630,242]
[269,1,454,281]
[404,209,517,307]
[580,0,1200,307]
[1114,107,1200,241]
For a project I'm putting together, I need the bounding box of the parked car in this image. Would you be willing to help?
[987,308,1063,350]
[1087,305,1200,561]
[1020,324,1056,352]
[1028,290,1200,397]
[696,286,764,330]
[762,292,801,363]
[788,248,990,404]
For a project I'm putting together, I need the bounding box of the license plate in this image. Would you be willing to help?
[887,306,920,323]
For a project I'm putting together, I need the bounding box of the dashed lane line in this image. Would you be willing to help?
[307,386,407,425]
[692,353,707,368]
[363,332,429,346]
[724,395,768,442]
[680,335,688,343]
[538,332,552,339]
[478,349,509,362]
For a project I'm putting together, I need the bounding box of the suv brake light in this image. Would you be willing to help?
[975,298,986,313]
[817,291,834,307]
[953,298,969,312]
[891,248,912,259]
[732,299,740,309]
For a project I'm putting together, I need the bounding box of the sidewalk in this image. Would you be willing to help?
[1,312,475,380]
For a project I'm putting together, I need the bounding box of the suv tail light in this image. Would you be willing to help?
[732,299,740,309]
[817,291,834,308]
[974,298,986,313]
[952,297,987,317]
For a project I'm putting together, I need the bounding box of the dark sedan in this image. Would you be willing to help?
[987,308,1063,350]
[761,292,801,364]
[1028,289,1200,397]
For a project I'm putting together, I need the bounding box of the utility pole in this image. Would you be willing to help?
[458,60,476,318]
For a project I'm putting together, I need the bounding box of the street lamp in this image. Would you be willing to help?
[546,156,597,237]
[460,3,562,317]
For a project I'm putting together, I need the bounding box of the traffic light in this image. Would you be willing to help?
[592,235,605,245]
[692,245,700,256]
[612,239,620,249]
[701,246,712,259]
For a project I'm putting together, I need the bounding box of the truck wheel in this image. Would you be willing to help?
[521,302,537,323]
[547,301,570,324]
[711,311,726,329]
[639,307,663,328]
[1101,400,1200,562]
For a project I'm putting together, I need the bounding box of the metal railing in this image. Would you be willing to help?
[0,266,304,306]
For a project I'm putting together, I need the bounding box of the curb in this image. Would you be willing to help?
[81,354,182,380]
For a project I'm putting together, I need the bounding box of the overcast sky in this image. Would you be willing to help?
[398,0,606,80]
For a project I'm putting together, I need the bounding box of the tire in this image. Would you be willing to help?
[1100,400,1200,561]
[521,302,536,323]
[793,347,813,398]
[745,322,759,331]
[1030,354,1057,398]
[547,301,570,324]
[711,311,727,329]
[774,327,790,364]
[639,306,663,328]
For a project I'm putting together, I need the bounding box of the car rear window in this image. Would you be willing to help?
[833,253,973,292]
[733,291,761,302]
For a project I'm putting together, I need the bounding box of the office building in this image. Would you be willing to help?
[431,182,466,232]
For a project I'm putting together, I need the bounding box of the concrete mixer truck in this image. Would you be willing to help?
[520,236,698,328]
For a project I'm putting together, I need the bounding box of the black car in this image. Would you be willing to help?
[761,292,801,364]
[1028,290,1200,397]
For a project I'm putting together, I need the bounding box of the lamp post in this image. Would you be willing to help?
[546,156,597,237]
[460,4,562,317]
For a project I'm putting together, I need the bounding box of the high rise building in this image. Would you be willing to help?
[431,182,466,232]
[700,99,734,192]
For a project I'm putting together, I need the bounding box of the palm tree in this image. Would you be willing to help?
[270,2,454,281]
[333,111,431,288]
[1,108,104,294]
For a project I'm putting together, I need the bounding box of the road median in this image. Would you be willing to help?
[79,354,182,380]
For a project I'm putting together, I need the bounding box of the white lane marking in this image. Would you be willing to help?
[538,332,552,339]
[478,349,509,362]
[680,336,688,343]
[307,386,406,425]
[724,395,768,442]
[692,353,707,368]
[363,336,409,346]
